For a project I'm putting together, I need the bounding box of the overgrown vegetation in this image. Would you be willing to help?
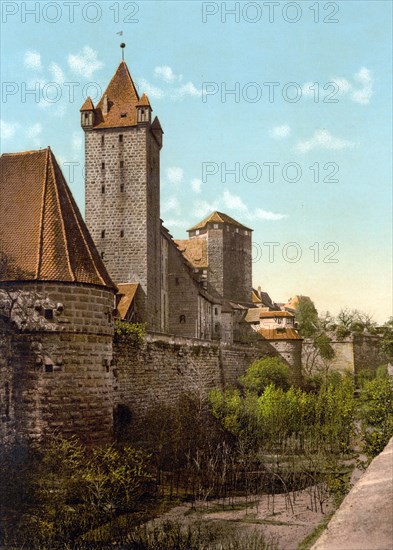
[1,356,392,548]
[114,321,147,348]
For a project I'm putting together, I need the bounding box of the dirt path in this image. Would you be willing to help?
[148,488,334,549]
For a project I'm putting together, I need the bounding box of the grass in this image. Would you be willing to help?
[297,511,334,550]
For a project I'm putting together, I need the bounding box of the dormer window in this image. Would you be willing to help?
[120,113,127,118]
[195,230,200,235]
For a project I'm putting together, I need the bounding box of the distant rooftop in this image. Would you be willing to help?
[188,211,252,232]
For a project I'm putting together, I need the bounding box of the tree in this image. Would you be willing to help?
[295,298,335,377]
[240,357,291,395]
[379,317,393,359]
[295,297,319,338]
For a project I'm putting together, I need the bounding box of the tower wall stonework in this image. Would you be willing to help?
[0,282,115,445]
[84,125,161,331]
[194,224,252,303]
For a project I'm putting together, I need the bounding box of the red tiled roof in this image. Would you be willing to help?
[117,283,139,319]
[137,93,151,107]
[175,238,208,268]
[80,96,94,111]
[0,148,115,288]
[259,311,294,318]
[91,61,140,129]
[258,328,302,340]
[188,211,252,232]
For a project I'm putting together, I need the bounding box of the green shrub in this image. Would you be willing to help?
[359,377,393,458]
[240,357,291,395]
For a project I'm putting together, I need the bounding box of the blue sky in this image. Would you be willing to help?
[1,1,392,322]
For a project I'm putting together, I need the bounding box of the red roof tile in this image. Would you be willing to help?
[117,283,139,319]
[137,93,151,107]
[0,148,115,288]
[80,96,94,111]
[188,211,252,232]
[92,61,140,129]
[175,238,208,268]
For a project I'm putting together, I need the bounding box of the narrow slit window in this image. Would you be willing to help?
[120,160,124,168]
[120,183,124,193]
[101,230,105,239]
[101,185,105,194]
[119,134,123,142]
[120,230,124,237]
[101,162,105,170]
[101,135,104,145]
[101,251,105,259]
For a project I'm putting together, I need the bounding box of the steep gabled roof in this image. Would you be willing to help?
[137,93,151,107]
[93,61,140,128]
[188,211,252,232]
[80,96,94,111]
[117,283,139,319]
[0,148,115,288]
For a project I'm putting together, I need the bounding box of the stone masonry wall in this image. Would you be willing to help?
[84,125,162,331]
[113,333,302,420]
[0,282,115,446]
[0,319,15,446]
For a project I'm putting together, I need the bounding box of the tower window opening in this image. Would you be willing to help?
[179,314,186,324]
[120,160,124,168]
[101,135,104,145]
[119,134,123,142]
[141,109,145,115]
[213,223,219,229]
[45,364,54,373]
[101,230,105,239]
[101,162,105,170]
[120,183,124,193]
[101,185,105,194]
[175,277,179,286]
[44,309,54,320]
[101,251,105,259]
[120,230,124,237]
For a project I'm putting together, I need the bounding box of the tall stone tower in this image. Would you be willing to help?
[81,61,163,330]
[187,212,252,304]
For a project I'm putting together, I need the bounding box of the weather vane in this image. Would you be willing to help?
[120,42,126,61]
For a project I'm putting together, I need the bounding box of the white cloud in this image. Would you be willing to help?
[222,190,247,212]
[1,120,20,140]
[166,166,184,185]
[193,191,286,222]
[49,62,65,84]
[222,190,286,221]
[154,66,182,83]
[24,50,42,71]
[25,123,42,146]
[302,67,374,105]
[191,178,202,193]
[270,124,291,139]
[295,129,355,153]
[253,208,287,221]
[67,46,104,78]
[162,218,189,229]
[193,199,219,218]
[162,196,180,214]
[136,78,165,99]
[351,67,373,104]
[172,81,201,99]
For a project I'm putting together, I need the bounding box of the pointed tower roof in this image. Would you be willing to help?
[80,96,94,111]
[188,211,252,232]
[93,61,140,128]
[137,93,151,107]
[0,148,115,288]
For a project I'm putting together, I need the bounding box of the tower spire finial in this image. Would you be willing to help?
[120,42,126,61]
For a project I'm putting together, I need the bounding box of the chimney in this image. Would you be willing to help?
[102,94,108,115]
